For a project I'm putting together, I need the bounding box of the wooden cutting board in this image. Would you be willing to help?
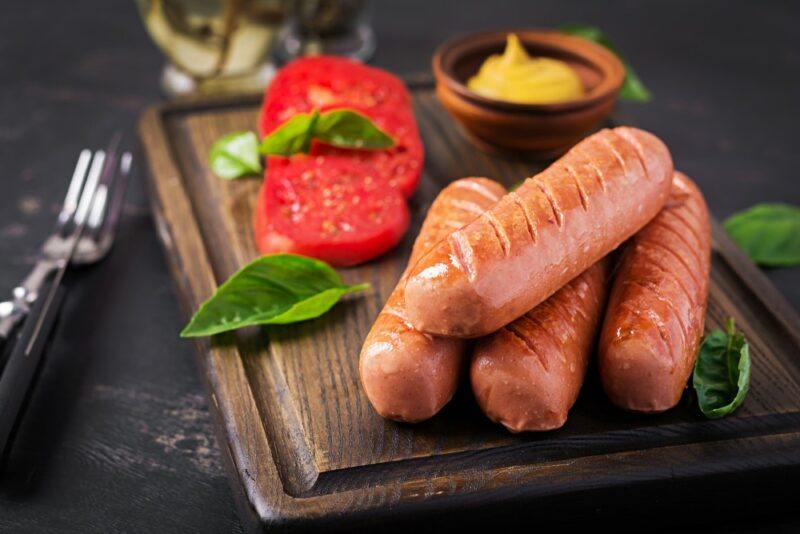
[138,79,800,531]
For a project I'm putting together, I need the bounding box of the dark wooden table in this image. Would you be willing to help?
[0,1,797,532]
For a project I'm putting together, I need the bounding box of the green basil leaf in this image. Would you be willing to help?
[312,109,395,150]
[618,64,651,102]
[723,203,800,267]
[208,131,263,179]
[260,109,320,156]
[180,253,369,337]
[259,108,395,157]
[693,318,751,419]
[560,24,652,102]
[559,24,609,46]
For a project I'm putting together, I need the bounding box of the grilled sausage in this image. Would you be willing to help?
[599,172,711,412]
[471,257,612,432]
[359,178,506,422]
[403,127,673,338]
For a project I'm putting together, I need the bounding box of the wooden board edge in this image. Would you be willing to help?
[711,218,800,347]
[137,105,299,526]
[338,431,800,529]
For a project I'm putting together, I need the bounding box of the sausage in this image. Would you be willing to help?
[599,172,711,412]
[403,127,673,338]
[359,178,506,422]
[471,257,612,432]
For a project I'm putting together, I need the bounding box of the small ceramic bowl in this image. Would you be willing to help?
[432,30,626,159]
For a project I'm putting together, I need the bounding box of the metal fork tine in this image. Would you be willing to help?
[88,133,123,232]
[58,149,92,227]
[97,150,132,239]
[74,151,106,226]
[87,185,108,230]
[98,133,122,188]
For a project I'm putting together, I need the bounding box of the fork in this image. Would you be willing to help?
[0,136,132,343]
[0,138,130,455]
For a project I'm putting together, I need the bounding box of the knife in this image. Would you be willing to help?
[0,275,67,456]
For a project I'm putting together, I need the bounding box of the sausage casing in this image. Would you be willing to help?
[599,172,711,412]
[359,178,506,422]
[471,257,611,432]
[403,127,673,338]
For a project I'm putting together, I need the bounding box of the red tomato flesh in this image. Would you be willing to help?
[254,157,410,267]
[310,104,423,198]
[259,56,412,133]
[259,56,423,197]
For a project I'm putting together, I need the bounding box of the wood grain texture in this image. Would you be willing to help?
[138,85,800,531]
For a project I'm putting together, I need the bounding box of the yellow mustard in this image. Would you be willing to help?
[467,34,585,104]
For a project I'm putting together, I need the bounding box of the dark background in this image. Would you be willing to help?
[0,0,798,532]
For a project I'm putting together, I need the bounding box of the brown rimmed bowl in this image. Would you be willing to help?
[432,29,626,159]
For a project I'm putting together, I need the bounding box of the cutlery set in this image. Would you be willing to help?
[0,136,131,455]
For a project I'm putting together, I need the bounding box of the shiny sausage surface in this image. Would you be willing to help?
[359,178,506,422]
[599,172,711,412]
[471,257,611,432]
[403,127,673,338]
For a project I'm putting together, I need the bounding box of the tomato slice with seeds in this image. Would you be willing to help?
[259,56,412,134]
[309,104,423,197]
[254,157,410,267]
[259,56,424,197]
[265,104,424,197]
[254,57,422,265]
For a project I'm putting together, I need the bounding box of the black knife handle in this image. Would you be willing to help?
[0,279,65,456]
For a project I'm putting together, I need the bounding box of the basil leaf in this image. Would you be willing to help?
[618,65,651,102]
[180,253,369,337]
[560,24,652,102]
[260,110,320,156]
[312,109,395,150]
[723,203,800,267]
[208,131,263,179]
[260,108,395,156]
[560,24,606,43]
[210,109,395,179]
[693,318,751,419]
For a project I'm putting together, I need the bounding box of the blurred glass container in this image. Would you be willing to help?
[275,0,374,63]
[137,0,286,97]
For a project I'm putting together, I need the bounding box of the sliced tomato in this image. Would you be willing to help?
[254,57,422,265]
[309,105,424,197]
[254,157,410,266]
[259,56,412,134]
[258,56,424,197]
